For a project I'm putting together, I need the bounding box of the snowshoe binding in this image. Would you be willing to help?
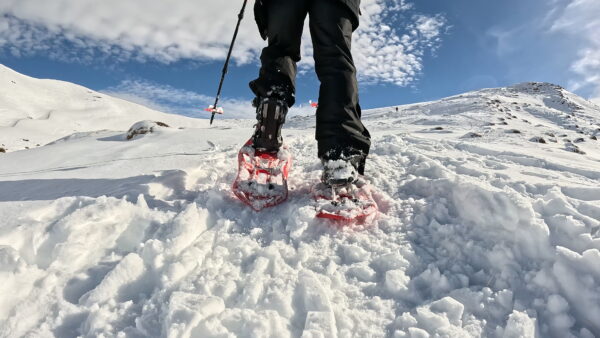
[251,96,288,152]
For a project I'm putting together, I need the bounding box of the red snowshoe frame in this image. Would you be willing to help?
[313,182,378,224]
[232,140,292,211]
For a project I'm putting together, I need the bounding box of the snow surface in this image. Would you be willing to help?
[1,65,600,337]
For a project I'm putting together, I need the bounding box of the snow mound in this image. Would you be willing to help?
[1,67,600,337]
[127,120,171,140]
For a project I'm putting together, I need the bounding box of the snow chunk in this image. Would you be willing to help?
[502,311,537,338]
[551,247,600,332]
[394,297,475,338]
[385,269,410,295]
[164,203,209,256]
[302,311,337,338]
[546,294,569,315]
[298,270,333,312]
[429,297,464,326]
[407,327,430,338]
[0,246,23,272]
[81,253,146,306]
[164,292,225,337]
[342,244,370,264]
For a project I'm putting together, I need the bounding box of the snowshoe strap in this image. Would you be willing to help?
[252,97,288,152]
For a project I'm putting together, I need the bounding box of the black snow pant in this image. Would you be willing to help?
[249,0,371,174]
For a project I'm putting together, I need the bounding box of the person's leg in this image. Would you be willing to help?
[249,0,309,107]
[309,0,371,174]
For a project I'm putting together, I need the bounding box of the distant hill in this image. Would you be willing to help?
[0,64,206,152]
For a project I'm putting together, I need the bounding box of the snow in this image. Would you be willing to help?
[1,65,600,337]
[322,159,358,181]
[0,64,206,153]
[126,120,171,140]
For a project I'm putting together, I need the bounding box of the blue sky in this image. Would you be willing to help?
[1,0,598,119]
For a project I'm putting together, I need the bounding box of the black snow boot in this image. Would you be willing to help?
[251,96,289,152]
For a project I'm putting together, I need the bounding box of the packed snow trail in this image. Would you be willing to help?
[1,69,600,337]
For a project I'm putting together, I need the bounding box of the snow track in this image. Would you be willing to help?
[1,74,600,337]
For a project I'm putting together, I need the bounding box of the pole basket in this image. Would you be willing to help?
[205,105,224,114]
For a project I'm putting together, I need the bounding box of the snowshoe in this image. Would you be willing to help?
[232,95,291,210]
[232,96,291,211]
[313,178,378,224]
[232,139,292,211]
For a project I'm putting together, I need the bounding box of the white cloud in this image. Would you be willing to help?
[352,2,446,85]
[297,0,446,86]
[550,0,600,101]
[102,79,314,120]
[102,79,250,119]
[0,0,446,88]
[0,1,263,64]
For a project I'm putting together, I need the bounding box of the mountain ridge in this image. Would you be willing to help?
[3,63,599,154]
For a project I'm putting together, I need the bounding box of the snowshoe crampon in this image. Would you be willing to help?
[232,140,292,211]
[313,179,378,224]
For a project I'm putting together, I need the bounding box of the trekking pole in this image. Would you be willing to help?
[206,0,249,125]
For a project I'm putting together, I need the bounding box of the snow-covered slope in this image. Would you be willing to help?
[1,68,600,337]
[0,64,206,152]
